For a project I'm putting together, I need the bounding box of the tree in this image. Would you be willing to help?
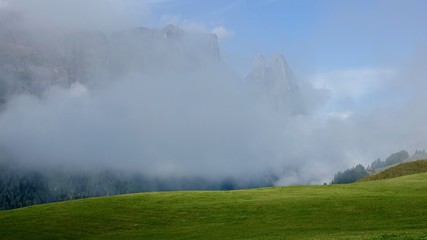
[332,164,369,184]
[384,150,409,166]
[370,158,384,170]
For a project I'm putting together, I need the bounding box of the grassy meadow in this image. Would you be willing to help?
[1,173,427,239]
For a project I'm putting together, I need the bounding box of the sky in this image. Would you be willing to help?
[1,0,427,185]
[142,0,427,114]
[144,0,427,72]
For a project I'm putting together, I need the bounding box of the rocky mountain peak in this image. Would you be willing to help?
[246,53,301,113]
[248,54,266,84]
[269,53,297,92]
[247,53,298,93]
[0,23,223,104]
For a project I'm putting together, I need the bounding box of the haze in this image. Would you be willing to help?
[0,0,426,185]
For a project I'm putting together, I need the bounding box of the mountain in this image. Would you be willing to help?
[0,21,221,104]
[246,54,303,115]
[0,11,329,209]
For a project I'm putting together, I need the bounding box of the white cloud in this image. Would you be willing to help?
[3,0,145,30]
[310,68,395,98]
[309,68,396,113]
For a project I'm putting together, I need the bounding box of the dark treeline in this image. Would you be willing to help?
[331,164,369,184]
[0,160,275,210]
[0,164,48,210]
[332,150,410,184]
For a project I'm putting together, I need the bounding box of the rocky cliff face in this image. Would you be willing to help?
[0,19,221,104]
[247,53,302,115]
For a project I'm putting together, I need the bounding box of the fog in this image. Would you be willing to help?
[0,1,426,185]
[1,0,144,31]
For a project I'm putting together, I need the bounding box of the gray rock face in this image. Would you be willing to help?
[133,24,221,68]
[0,19,221,103]
[247,53,301,114]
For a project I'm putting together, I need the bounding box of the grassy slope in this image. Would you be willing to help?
[2,174,427,240]
[360,159,427,182]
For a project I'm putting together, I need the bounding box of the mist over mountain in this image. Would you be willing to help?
[0,5,329,186]
[246,53,328,116]
[0,1,427,190]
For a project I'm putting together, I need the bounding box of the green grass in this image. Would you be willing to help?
[2,173,427,239]
[360,159,427,182]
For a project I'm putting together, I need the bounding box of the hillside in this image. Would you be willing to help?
[359,159,427,182]
[1,173,427,239]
